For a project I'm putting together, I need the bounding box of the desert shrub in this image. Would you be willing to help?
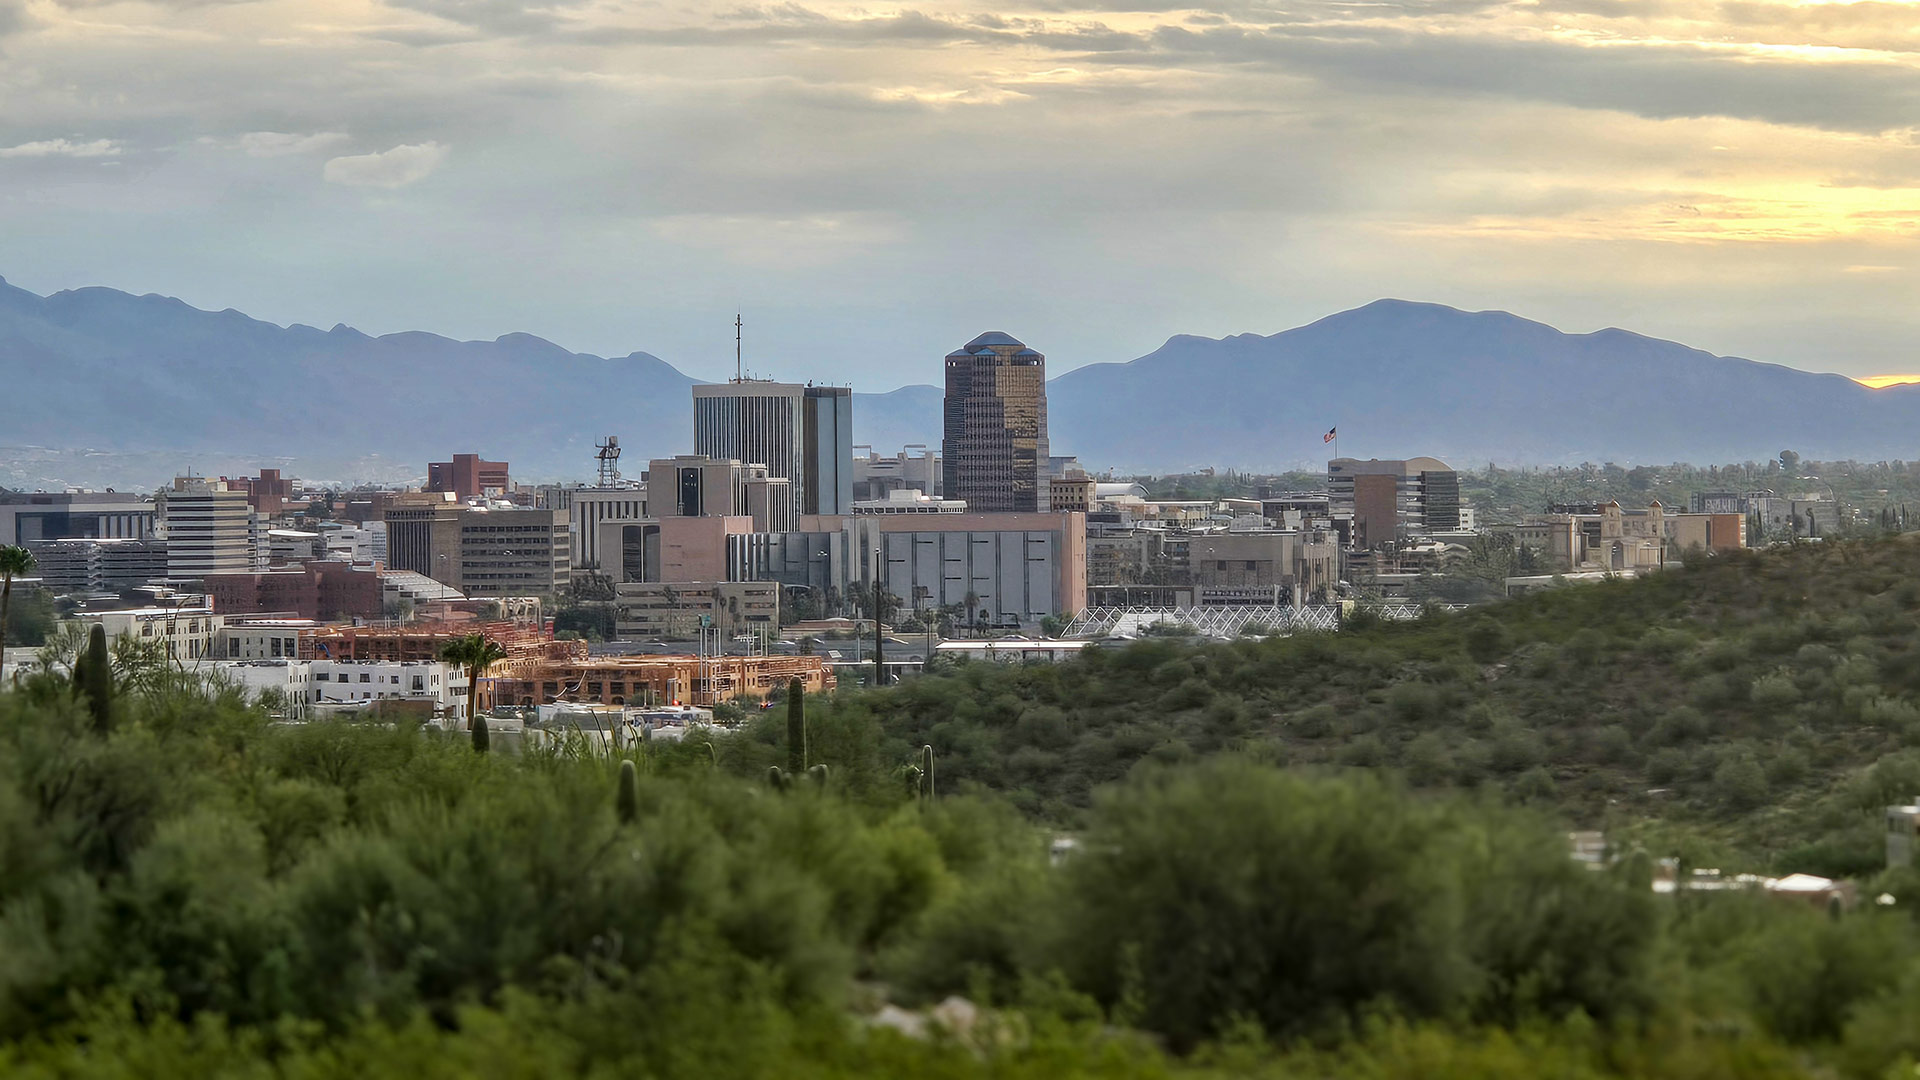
[1044,760,1656,1050]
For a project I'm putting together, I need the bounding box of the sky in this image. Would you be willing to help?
[2,0,1918,387]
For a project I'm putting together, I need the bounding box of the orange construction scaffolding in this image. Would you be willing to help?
[492,653,835,707]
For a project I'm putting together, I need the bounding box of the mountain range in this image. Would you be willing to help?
[2,274,1914,489]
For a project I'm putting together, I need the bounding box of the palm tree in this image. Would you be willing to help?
[0,545,34,686]
[440,633,508,732]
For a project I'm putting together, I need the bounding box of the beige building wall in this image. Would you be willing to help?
[657,516,755,582]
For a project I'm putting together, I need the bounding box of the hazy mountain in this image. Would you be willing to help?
[0,275,703,485]
[4,278,1915,487]
[1049,299,1919,472]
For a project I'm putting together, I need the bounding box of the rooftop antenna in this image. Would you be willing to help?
[595,436,622,487]
[734,312,743,383]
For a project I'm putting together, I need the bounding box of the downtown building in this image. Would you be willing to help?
[1,490,155,546]
[692,381,853,520]
[383,494,572,597]
[1326,457,1462,549]
[570,487,649,577]
[426,453,510,500]
[724,511,1089,630]
[156,477,260,579]
[942,332,1050,513]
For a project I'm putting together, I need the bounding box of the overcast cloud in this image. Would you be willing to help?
[2,0,1918,384]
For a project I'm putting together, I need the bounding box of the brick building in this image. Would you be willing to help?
[427,453,510,499]
[223,468,297,516]
[205,560,386,620]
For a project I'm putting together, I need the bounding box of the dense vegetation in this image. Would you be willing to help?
[12,536,1920,1074]
[782,536,1920,877]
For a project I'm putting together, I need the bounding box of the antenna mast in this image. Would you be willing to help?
[734,312,743,383]
[595,436,622,487]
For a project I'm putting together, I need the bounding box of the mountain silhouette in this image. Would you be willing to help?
[2,279,1911,486]
[1050,299,1914,471]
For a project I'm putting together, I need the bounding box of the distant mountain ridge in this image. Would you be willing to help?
[1051,299,1916,471]
[1,276,1914,487]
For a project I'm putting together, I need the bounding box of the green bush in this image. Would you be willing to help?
[1040,760,1656,1050]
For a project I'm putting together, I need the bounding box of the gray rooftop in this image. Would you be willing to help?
[961,331,1024,351]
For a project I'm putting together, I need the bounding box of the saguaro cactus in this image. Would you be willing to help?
[786,678,806,775]
[617,759,639,824]
[472,712,490,753]
[77,624,113,735]
[920,743,935,801]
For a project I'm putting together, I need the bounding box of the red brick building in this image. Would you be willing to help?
[427,454,510,499]
[221,468,297,516]
[207,560,385,620]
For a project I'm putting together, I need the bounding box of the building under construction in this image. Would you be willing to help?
[491,653,834,708]
[304,621,573,674]
[302,620,832,707]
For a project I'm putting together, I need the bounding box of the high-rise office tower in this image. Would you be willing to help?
[692,382,853,520]
[156,477,257,578]
[942,332,1049,514]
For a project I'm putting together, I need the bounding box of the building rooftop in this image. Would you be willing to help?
[960,331,1024,351]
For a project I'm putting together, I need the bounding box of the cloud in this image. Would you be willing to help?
[322,142,449,188]
[0,137,121,158]
[384,0,593,35]
[238,131,347,157]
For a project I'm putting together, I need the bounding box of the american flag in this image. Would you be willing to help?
[1324,427,1337,444]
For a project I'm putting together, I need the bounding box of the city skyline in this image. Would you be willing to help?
[3,0,1920,384]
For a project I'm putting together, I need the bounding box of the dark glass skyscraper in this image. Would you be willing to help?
[942,332,1049,514]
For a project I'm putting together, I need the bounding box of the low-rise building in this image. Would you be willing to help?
[1047,473,1096,514]
[853,447,941,501]
[851,490,967,514]
[207,560,387,620]
[613,580,781,639]
[597,515,759,584]
[844,511,1088,628]
[25,536,170,593]
[1666,513,1746,554]
[491,652,832,707]
[933,639,1093,664]
[84,603,224,662]
[210,657,468,712]
[1186,529,1339,605]
[211,658,315,702]
[310,659,467,709]
[216,617,327,660]
[0,489,155,546]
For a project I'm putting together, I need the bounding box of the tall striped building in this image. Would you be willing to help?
[692,381,853,520]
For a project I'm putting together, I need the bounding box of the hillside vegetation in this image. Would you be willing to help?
[6,538,1920,1075]
[752,535,1920,877]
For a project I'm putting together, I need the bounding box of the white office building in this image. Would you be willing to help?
[209,658,467,713]
[156,478,257,578]
[570,487,649,575]
[85,603,225,662]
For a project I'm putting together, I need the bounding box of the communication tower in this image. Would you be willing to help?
[595,436,622,487]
